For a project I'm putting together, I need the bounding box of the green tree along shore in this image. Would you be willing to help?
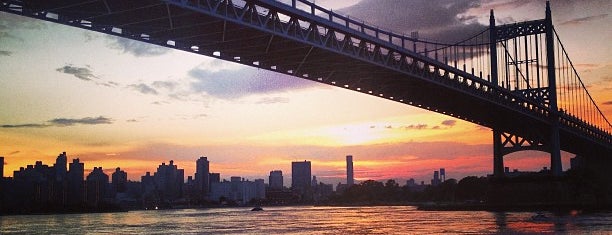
[328,169,612,211]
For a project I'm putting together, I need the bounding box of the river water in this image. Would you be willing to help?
[1,206,611,234]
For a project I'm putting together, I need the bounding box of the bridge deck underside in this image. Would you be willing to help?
[9,0,611,156]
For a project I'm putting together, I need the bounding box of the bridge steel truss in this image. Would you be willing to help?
[1,0,610,176]
[489,4,564,176]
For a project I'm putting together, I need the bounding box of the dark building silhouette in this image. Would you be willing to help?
[195,157,209,196]
[209,172,220,184]
[346,155,354,186]
[112,167,128,193]
[153,160,184,201]
[406,178,426,192]
[67,158,84,204]
[313,182,333,202]
[209,176,265,204]
[432,170,441,186]
[269,170,283,190]
[292,160,312,200]
[86,167,109,206]
[141,172,155,199]
[54,152,67,182]
[52,152,68,206]
[1,156,5,180]
[336,183,349,194]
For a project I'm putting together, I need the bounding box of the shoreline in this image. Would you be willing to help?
[4,202,612,216]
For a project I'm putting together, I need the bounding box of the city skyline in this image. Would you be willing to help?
[1,0,611,185]
[2,152,328,189]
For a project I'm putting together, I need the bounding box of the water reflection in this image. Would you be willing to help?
[1,206,611,234]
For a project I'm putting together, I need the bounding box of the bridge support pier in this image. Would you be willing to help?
[545,1,562,177]
[550,123,562,176]
[493,129,505,177]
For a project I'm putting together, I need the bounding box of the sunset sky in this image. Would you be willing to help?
[1,0,610,185]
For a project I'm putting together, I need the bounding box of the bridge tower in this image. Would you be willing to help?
[490,1,562,177]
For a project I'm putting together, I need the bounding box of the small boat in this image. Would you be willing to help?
[251,206,263,211]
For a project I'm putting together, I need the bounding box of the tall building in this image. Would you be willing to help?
[431,170,441,186]
[195,156,210,195]
[86,167,109,206]
[209,173,220,184]
[439,168,446,182]
[292,160,312,199]
[0,156,4,180]
[346,155,354,186]
[153,160,184,200]
[209,177,266,204]
[68,158,84,182]
[269,170,283,190]
[67,158,84,203]
[54,152,67,182]
[141,172,155,195]
[112,167,128,193]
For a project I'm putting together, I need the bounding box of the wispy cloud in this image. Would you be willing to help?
[49,116,113,126]
[128,83,159,95]
[0,50,11,56]
[152,81,178,91]
[561,14,608,26]
[441,120,457,127]
[372,120,458,130]
[189,65,318,99]
[256,97,290,104]
[340,0,486,43]
[603,101,612,106]
[2,116,113,128]
[56,65,98,81]
[107,37,170,57]
[152,101,170,105]
[1,123,49,128]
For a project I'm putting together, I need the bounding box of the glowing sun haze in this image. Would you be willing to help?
[0,0,610,185]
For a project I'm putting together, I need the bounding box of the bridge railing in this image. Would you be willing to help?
[270,0,611,143]
[251,0,558,118]
[263,0,493,82]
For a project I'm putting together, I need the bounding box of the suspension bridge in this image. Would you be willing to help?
[1,0,610,177]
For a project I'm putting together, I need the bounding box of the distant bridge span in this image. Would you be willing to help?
[1,0,610,176]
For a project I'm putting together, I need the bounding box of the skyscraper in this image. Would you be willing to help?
[54,152,67,182]
[291,160,311,199]
[195,156,210,195]
[67,158,84,204]
[112,167,128,193]
[346,155,354,186]
[154,160,184,200]
[209,172,220,184]
[269,170,283,190]
[431,170,441,186]
[86,167,109,206]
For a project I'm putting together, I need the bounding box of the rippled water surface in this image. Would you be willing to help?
[2,206,612,234]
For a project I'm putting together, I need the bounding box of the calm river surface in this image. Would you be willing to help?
[1,206,611,234]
